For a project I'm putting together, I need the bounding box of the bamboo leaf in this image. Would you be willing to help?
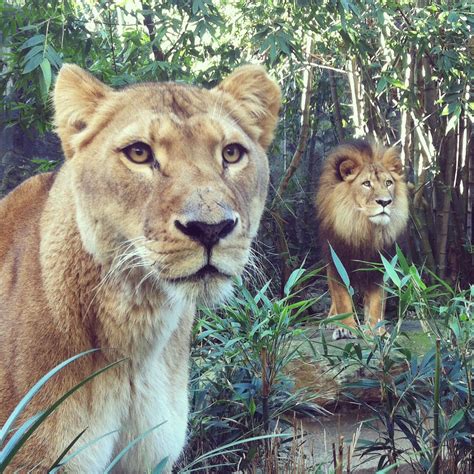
[447,409,465,430]
[19,34,45,50]
[329,243,353,295]
[40,58,52,93]
[380,253,401,288]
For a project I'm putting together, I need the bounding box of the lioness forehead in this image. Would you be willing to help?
[122,82,212,117]
[86,83,243,153]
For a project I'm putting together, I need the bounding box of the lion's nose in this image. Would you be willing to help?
[175,218,237,249]
[376,198,392,208]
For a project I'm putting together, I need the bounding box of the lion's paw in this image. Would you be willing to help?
[332,328,356,340]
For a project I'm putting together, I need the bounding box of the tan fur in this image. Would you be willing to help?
[0,64,280,471]
[315,140,409,338]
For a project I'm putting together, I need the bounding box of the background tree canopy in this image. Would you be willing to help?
[1,0,473,286]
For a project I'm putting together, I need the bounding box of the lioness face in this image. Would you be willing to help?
[54,66,280,303]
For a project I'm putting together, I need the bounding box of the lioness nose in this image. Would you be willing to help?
[175,219,237,249]
[376,198,392,208]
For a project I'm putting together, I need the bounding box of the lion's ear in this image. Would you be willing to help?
[382,147,403,175]
[338,159,360,181]
[215,65,281,150]
[54,64,112,159]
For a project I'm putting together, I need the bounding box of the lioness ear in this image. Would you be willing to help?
[382,147,403,175]
[54,64,111,159]
[215,65,281,150]
[338,159,360,181]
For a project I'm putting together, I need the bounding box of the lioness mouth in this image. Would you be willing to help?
[167,264,229,283]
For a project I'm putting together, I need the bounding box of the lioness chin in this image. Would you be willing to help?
[0,64,280,472]
[315,140,409,340]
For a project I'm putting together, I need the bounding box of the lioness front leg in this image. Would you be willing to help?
[363,284,387,335]
[326,265,356,340]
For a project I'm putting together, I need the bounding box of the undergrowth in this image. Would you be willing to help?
[1,252,472,473]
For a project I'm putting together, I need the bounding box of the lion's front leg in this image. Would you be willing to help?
[326,265,356,340]
[363,284,387,334]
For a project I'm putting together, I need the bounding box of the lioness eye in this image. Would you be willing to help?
[386,179,393,187]
[222,143,245,164]
[123,142,154,164]
[362,181,371,188]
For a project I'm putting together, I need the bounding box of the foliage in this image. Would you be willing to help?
[316,251,473,472]
[1,0,472,283]
[0,350,129,471]
[181,269,327,471]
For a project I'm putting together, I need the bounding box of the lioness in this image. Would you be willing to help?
[0,64,280,471]
[315,140,409,340]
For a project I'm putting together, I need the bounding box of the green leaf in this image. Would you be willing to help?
[329,244,354,296]
[284,268,305,296]
[152,457,170,474]
[22,53,43,74]
[321,312,353,325]
[0,357,126,469]
[380,254,401,288]
[446,110,461,134]
[19,34,45,50]
[395,245,410,273]
[448,409,465,430]
[21,44,44,65]
[48,428,88,471]
[0,349,98,445]
[376,77,388,95]
[45,45,63,69]
[103,422,167,473]
[48,430,119,472]
[40,58,52,93]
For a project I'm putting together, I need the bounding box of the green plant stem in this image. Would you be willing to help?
[432,338,441,474]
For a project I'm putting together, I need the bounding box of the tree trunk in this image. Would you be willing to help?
[141,1,166,64]
[271,37,313,208]
[437,130,457,279]
[328,69,344,142]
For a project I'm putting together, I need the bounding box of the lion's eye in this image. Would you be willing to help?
[123,142,154,164]
[386,179,393,187]
[362,181,371,188]
[222,143,245,164]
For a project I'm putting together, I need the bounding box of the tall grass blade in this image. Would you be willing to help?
[152,456,169,474]
[0,357,126,469]
[48,429,119,473]
[103,422,167,473]
[48,428,87,471]
[0,348,98,444]
[182,433,291,471]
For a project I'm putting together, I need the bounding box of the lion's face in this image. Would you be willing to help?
[54,65,280,303]
[316,141,409,249]
[345,163,397,226]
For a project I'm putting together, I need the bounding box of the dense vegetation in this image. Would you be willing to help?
[1,0,472,285]
[1,0,472,472]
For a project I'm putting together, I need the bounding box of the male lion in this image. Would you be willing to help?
[315,140,409,340]
[0,64,280,471]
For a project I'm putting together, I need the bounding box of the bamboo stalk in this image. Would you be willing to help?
[432,338,441,474]
[437,131,457,279]
[347,57,365,137]
[328,69,344,142]
[270,37,313,208]
[335,435,344,474]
